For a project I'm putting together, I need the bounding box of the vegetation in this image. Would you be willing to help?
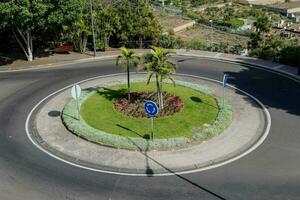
[143,46,177,109]
[0,0,162,59]
[63,80,232,150]
[248,11,300,69]
[154,33,185,49]
[116,47,140,101]
[0,0,299,71]
[114,91,185,118]
[0,0,83,61]
[81,82,218,139]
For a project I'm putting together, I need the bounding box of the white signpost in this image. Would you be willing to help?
[71,84,81,120]
[222,74,228,109]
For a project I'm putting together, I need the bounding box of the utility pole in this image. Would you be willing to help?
[209,20,213,48]
[90,0,96,57]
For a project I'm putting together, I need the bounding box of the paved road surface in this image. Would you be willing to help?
[0,57,299,200]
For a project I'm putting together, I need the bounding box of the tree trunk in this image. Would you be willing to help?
[74,33,88,54]
[139,37,143,49]
[156,74,162,109]
[82,35,88,53]
[127,62,131,102]
[160,80,164,109]
[26,31,33,61]
[13,29,33,61]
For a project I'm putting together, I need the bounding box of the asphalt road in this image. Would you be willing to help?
[0,57,299,200]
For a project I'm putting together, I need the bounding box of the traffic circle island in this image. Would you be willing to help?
[28,73,269,175]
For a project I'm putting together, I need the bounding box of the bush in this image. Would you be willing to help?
[225,18,244,29]
[186,10,200,20]
[186,38,208,50]
[154,34,184,49]
[279,46,300,69]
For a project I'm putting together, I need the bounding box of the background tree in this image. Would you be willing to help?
[94,2,120,51]
[143,46,177,109]
[112,0,162,48]
[0,0,84,60]
[253,10,272,35]
[47,0,84,47]
[116,47,140,102]
[0,0,50,61]
[131,0,162,48]
[60,0,91,53]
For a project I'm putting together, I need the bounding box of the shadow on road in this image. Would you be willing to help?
[224,67,300,116]
[48,110,61,117]
[125,136,226,200]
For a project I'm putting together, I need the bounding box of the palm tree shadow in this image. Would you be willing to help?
[116,124,153,176]
[190,96,219,109]
[84,87,127,101]
[116,124,145,138]
[125,137,226,199]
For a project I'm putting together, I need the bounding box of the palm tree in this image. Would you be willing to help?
[116,47,140,101]
[143,46,177,109]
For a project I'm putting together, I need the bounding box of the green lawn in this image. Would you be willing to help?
[81,82,219,139]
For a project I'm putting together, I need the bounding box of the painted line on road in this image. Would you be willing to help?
[25,73,271,177]
[273,64,286,70]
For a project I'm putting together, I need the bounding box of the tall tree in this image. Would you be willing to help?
[0,0,50,61]
[254,10,272,35]
[116,47,140,102]
[0,0,84,60]
[59,0,91,53]
[94,2,120,51]
[47,0,84,46]
[143,46,177,109]
[132,0,162,48]
[112,0,162,48]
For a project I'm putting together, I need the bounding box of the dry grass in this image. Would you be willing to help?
[176,24,249,48]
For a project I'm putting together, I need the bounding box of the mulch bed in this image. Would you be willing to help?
[114,91,184,118]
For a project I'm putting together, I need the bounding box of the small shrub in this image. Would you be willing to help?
[154,34,184,49]
[186,38,208,50]
[279,46,300,69]
[225,18,244,29]
[113,91,185,118]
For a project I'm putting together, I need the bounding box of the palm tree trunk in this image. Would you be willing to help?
[156,74,162,108]
[127,64,130,102]
[160,81,164,109]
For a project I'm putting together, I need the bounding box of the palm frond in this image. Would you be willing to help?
[119,47,128,56]
[116,55,124,66]
[168,76,176,86]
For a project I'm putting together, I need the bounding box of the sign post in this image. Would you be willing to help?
[222,74,228,109]
[71,84,82,120]
[144,101,159,140]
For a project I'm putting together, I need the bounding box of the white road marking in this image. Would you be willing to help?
[25,73,271,177]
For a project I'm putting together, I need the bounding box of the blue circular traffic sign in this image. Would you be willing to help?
[144,101,159,117]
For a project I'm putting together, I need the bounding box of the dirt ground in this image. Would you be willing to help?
[158,17,194,30]
[176,24,249,48]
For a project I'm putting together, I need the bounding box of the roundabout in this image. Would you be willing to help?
[0,54,299,199]
[29,73,266,175]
